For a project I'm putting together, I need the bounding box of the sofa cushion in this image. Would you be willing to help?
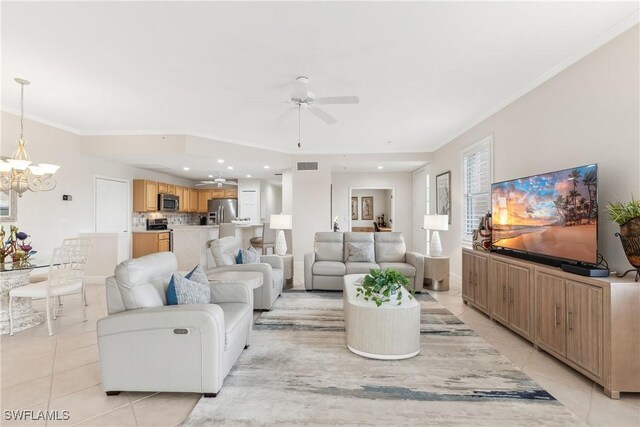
[378,262,416,278]
[345,262,380,275]
[114,252,177,310]
[217,302,250,336]
[374,232,407,263]
[314,232,344,262]
[211,237,240,266]
[312,261,346,276]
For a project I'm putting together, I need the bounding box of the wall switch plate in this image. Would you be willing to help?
[62,195,72,201]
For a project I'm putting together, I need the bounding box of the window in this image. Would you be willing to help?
[461,136,493,243]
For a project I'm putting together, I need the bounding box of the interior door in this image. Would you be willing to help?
[240,190,259,223]
[566,280,603,378]
[95,177,130,260]
[536,273,566,357]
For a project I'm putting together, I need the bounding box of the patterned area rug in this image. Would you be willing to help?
[184,290,582,426]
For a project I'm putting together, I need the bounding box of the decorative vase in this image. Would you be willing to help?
[615,217,640,281]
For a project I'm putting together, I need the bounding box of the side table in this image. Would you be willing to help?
[424,255,450,291]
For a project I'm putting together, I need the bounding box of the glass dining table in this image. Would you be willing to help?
[0,256,52,335]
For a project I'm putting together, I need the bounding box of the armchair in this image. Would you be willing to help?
[97,252,252,397]
[207,237,284,310]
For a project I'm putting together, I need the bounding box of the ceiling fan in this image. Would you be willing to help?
[277,76,359,148]
[196,173,238,188]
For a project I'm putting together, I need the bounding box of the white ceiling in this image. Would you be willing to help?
[1,2,638,155]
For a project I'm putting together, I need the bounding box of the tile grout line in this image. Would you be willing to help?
[45,331,59,427]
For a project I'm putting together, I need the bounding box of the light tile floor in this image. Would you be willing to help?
[1,278,638,426]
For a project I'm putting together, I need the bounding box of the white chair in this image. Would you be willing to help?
[9,238,93,336]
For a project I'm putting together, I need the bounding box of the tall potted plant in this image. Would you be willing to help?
[608,197,640,281]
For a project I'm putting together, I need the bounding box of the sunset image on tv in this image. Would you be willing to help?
[491,164,598,264]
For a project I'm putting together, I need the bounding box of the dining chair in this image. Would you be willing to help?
[249,222,277,255]
[9,238,93,336]
[219,223,236,238]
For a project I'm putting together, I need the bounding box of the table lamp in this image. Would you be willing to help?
[423,214,449,257]
[270,214,292,256]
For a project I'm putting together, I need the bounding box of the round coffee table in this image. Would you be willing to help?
[207,271,263,289]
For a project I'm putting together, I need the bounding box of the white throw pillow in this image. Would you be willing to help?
[345,242,375,263]
[172,273,211,305]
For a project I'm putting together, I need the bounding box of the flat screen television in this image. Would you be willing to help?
[491,164,598,265]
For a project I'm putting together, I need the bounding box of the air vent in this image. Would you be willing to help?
[297,161,319,171]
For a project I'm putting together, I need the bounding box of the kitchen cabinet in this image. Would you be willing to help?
[133,232,171,258]
[461,249,489,314]
[189,188,198,213]
[175,186,185,212]
[158,183,168,194]
[133,180,158,212]
[211,189,225,199]
[198,190,211,213]
[224,188,237,199]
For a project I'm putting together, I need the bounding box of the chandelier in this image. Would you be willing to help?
[0,78,59,197]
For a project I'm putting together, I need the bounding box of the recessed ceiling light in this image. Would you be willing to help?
[183,167,190,171]
[217,159,224,163]
[377,166,384,170]
[208,174,214,178]
[246,174,252,178]
[227,166,234,170]
[264,165,270,169]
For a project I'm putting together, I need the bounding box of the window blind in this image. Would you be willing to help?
[462,139,492,241]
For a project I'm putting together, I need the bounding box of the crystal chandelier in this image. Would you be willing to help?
[0,78,60,197]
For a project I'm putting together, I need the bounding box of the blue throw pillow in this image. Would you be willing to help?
[167,265,208,305]
[235,250,243,264]
[167,274,178,305]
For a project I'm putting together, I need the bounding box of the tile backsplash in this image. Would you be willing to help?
[132,212,202,228]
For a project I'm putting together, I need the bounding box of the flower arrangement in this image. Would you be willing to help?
[356,268,413,307]
[0,225,36,263]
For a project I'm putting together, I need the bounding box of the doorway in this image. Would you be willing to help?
[348,187,395,232]
[94,176,130,262]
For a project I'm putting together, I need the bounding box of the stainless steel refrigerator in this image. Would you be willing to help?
[208,198,238,224]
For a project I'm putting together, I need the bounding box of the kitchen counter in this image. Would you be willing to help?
[131,230,171,234]
[171,224,262,270]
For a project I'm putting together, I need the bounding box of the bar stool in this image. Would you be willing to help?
[249,223,276,255]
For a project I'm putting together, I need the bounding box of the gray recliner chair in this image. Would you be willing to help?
[97,252,252,397]
[304,232,424,291]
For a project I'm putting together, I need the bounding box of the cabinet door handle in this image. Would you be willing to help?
[554,304,559,325]
[474,272,478,286]
[509,288,514,304]
[568,311,573,331]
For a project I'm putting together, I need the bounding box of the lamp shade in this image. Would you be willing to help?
[270,214,292,230]
[423,214,448,231]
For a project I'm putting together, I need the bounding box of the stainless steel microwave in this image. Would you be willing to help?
[158,193,179,211]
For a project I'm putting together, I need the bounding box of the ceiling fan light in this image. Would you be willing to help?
[38,163,60,174]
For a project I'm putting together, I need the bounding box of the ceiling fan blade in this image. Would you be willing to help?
[314,96,359,105]
[274,105,297,123]
[309,105,337,125]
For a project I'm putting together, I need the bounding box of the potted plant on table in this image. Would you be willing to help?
[356,268,414,307]
[608,197,640,281]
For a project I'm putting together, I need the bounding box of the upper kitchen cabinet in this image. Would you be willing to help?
[211,189,225,199]
[224,188,238,199]
[198,189,211,213]
[158,182,176,195]
[133,180,158,212]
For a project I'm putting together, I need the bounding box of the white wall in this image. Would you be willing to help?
[332,172,414,250]
[350,189,391,229]
[1,112,194,262]
[429,25,640,278]
[412,167,430,253]
[260,180,282,223]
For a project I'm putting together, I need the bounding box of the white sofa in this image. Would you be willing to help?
[97,252,252,397]
[207,236,284,310]
[304,232,425,291]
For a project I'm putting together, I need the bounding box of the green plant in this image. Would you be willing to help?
[607,196,640,225]
[356,268,413,307]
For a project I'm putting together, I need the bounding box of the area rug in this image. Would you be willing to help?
[183,290,582,426]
